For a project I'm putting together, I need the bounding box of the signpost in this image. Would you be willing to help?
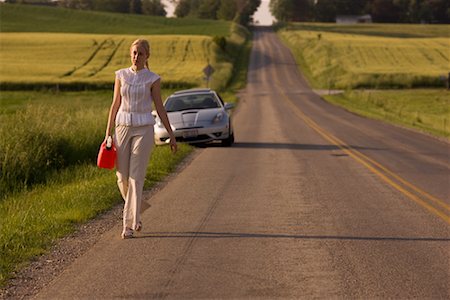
[203,64,214,88]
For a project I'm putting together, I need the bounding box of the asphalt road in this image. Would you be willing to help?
[36,27,449,299]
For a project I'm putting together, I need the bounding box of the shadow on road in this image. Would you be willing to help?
[230,142,382,151]
[134,231,450,242]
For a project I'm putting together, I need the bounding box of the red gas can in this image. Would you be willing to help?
[97,136,116,169]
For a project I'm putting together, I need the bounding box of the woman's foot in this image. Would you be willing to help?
[135,221,142,232]
[121,227,134,239]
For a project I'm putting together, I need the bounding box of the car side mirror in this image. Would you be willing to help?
[224,103,234,110]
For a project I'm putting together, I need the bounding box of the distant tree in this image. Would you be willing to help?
[142,0,166,16]
[174,0,191,17]
[270,0,311,22]
[366,0,448,23]
[217,0,237,20]
[392,0,414,22]
[419,0,449,23]
[407,0,422,22]
[270,0,295,22]
[173,0,260,24]
[197,0,221,19]
[371,0,401,22]
[92,0,129,13]
[335,0,368,15]
[129,0,142,14]
[314,0,336,22]
[5,0,55,4]
[293,0,312,21]
[238,0,261,24]
[174,0,202,17]
[58,0,94,9]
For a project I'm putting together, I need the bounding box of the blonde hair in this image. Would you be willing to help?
[130,39,150,69]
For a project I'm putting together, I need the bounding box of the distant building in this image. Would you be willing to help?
[336,15,372,24]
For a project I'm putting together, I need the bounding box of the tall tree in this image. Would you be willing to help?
[392,0,414,22]
[371,0,401,22]
[270,0,295,22]
[174,0,202,17]
[58,0,94,9]
[174,0,191,17]
[129,0,142,14]
[234,0,261,24]
[197,0,221,19]
[420,0,449,23]
[335,0,368,15]
[270,0,310,22]
[314,0,336,22]
[217,0,237,20]
[92,0,129,13]
[142,0,166,16]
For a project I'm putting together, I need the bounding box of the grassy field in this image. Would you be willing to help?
[324,89,450,138]
[0,4,251,287]
[0,143,192,287]
[278,23,450,89]
[0,86,198,288]
[281,22,450,38]
[0,4,250,91]
[0,3,230,36]
[276,23,450,139]
[0,33,214,88]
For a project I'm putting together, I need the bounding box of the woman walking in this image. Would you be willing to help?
[104,39,177,239]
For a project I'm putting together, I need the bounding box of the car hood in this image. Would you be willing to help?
[167,109,224,128]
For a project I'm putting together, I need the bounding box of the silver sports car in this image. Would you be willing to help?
[153,88,235,146]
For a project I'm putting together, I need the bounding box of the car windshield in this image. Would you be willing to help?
[165,93,220,112]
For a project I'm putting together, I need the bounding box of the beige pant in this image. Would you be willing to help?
[114,125,154,230]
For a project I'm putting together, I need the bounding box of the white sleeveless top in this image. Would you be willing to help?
[115,67,160,127]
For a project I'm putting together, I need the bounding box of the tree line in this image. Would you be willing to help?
[4,0,262,25]
[4,0,167,16]
[172,0,260,24]
[270,0,449,24]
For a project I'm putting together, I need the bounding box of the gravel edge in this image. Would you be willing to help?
[0,149,199,300]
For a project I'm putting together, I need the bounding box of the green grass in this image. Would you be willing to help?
[277,23,450,89]
[0,91,110,197]
[0,3,231,36]
[0,89,183,197]
[0,144,192,287]
[323,89,450,138]
[0,89,195,287]
[0,90,194,286]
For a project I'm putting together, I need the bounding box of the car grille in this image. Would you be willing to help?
[176,134,211,143]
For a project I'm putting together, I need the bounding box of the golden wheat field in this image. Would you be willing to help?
[0,33,214,86]
[279,29,450,88]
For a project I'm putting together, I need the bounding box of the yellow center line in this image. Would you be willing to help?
[276,84,450,225]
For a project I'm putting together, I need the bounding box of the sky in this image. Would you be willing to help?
[162,0,274,25]
[252,0,274,25]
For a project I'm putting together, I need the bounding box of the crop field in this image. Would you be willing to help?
[278,23,450,89]
[0,3,231,36]
[324,89,450,138]
[283,22,450,38]
[0,33,216,88]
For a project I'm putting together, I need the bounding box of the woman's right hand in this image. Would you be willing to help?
[169,138,177,154]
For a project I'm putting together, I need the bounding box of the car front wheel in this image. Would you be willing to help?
[221,129,234,147]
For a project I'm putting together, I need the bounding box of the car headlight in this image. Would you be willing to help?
[212,112,223,123]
